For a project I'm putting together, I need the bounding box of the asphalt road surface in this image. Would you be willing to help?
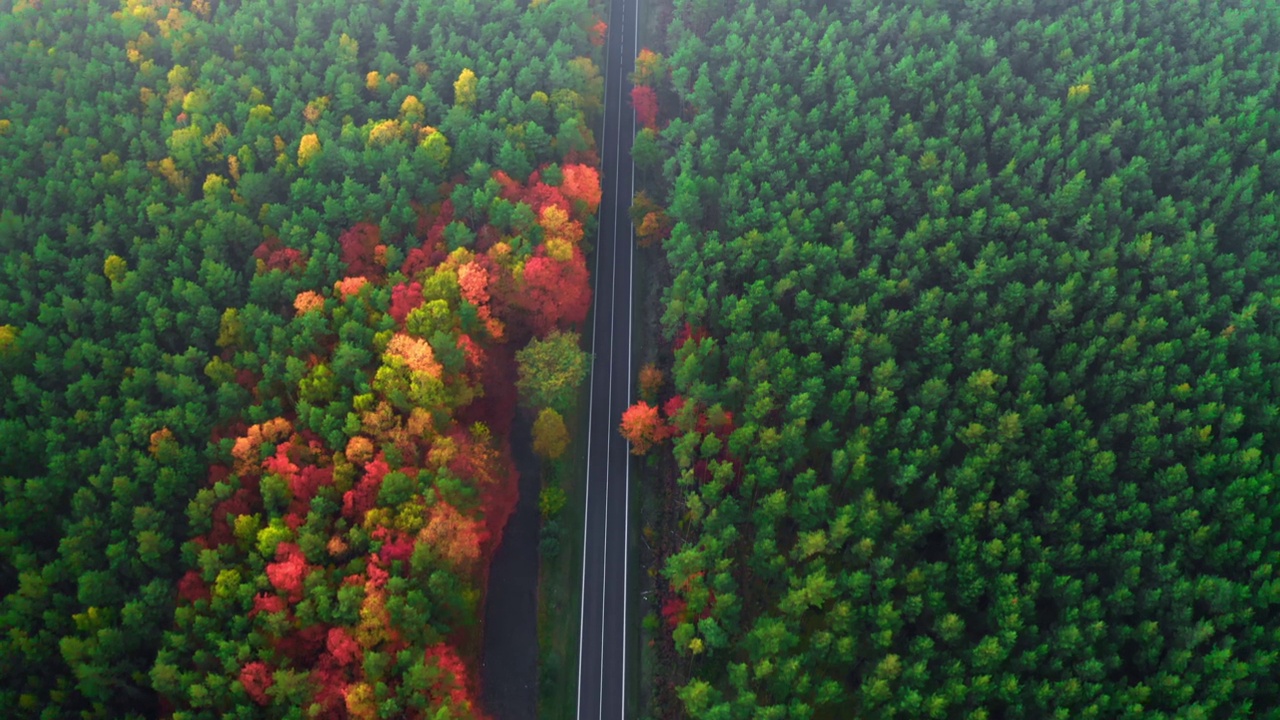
[575,0,639,716]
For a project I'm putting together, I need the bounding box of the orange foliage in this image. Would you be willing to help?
[345,436,375,465]
[633,48,664,86]
[560,163,601,215]
[335,275,369,299]
[385,333,443,378]
[417,502,483,567]
[457,261,491,307]
[149,427,176,458]
[620,401,671,454]
[638,363,664,402]
[293,290,325,315]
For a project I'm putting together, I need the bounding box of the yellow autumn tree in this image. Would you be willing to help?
[104,255,127,284]
[297,133,321,167]
[419,128,452,171]
[532,408,570,460]
[400,95,425,123]
[454,68,477,109]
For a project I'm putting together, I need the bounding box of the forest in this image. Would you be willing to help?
[630,0,1280,717]
[0,0,601,717]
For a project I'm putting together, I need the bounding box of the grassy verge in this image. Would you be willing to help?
[535,361,593,716]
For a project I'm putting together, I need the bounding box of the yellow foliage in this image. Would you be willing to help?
[247,104,273,123]
[365,70,380,92]
[400,95,425,122]
[105,254,128,285]
[202,122,229,149]
[419,128,451,170]
[298,133,321,167]
[454,67,477,109]
[166,64,190,92]
[156,155,188,189]
[532,408,569,460]
[368,119,401,147]
[0,325,17,354]
[201,173,227,198]
[227,154,240,182]
[304,96,329,124]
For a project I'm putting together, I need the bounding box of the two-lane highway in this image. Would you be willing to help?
[576,0,640,716]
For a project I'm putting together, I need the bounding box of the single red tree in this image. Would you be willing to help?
[239,662,274,706]
[520,247,591,336]
[631,85,659,129]
[339,222,383,279]
[389,281,424,325]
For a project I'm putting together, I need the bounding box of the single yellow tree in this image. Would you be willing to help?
[532,408,570,460]
[104,254,127,284]
[298,133,321,167]
[454,68,477,109]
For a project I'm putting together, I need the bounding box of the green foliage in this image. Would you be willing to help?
[0,0,601,714]
[651,0,1280,717]
[515,330,590,415]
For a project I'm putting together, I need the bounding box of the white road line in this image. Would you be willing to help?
[575,4,613,715]
[619,0,639,714]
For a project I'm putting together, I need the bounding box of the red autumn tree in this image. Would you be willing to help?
[589,20,607,47]
[339,222,383,279]
[631,85,659,130]
[560,163,602,215]
[620,401,671,454]
[239,661,274,706]
[520,247,591,336]
[389,281,424,325]
[266,543,309,602]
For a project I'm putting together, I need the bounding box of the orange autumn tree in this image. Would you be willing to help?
[620,400,672,454]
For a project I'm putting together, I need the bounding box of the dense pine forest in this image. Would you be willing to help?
[633,0,1280,717]
[0,0,601,717]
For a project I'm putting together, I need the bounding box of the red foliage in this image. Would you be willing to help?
[523,182,571,216]
[342,456,390,521]
[455,333,486,372]
[590,19,607,46]
[631,85,659,129]
[560,164,602,215]
[338,222,383,279]
[674,322,708,349]
[326,626,361,667]
[275,623,328,667]
[266,543,309,602]
[520,246,591,336]
[208,487,260,547]
[239,661,274,706]
[253,238,305,272]
[176,570,210,604]
[263,443,299,479]
[379,532,415,566]
[235,368,258,390]
[288,466,332,515]
[661,595,687,629]
[250,592,288,618]
[662,395,686,418]
[389,281,424,325]
[424,643,475,708]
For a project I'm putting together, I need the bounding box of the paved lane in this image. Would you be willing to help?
[575,0,639,715]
